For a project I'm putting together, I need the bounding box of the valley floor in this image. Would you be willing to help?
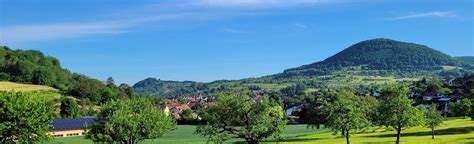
[47,118,473,144]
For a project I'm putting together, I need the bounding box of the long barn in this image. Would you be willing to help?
[48,118,95,137]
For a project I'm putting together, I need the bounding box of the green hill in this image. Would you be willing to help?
[0,46,135,104]
[455,56,474,66]
[281,38,467,78]
[133,78,208,97]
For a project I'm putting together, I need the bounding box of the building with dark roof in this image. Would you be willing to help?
[48,118,94,137]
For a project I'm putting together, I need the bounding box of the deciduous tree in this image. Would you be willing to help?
[196,92,287,144]
[0,91,54,143]
[424,104,443,139]
[86,97,175,144]
[325,88,371,144]
[378,86,424,144]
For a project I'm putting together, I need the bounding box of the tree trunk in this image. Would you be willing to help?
[341,127,345,136]
[396,125,401,144]
[432,127,435,139]
[345,128,350,144]
[246,139,259,144]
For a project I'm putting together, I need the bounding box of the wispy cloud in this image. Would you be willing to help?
[194,0,329,8]
[0,22,125,43]
[223,28,255,34]
[0,0,337,43]
[389,11,456,20]
[0,13,200,43]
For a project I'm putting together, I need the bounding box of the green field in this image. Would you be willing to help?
[48,118,473,144]
[0,81,57,92]
[269,118,474,144]
[47,125,329,144]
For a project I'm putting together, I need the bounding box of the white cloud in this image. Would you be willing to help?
[0,22,124,43]
[195,0,328,8]
[0,13,197,43]
[389,11,456,20]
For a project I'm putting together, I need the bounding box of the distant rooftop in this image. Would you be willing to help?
[50,118,94,131]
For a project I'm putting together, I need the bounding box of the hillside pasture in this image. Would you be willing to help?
[0,81,57,92]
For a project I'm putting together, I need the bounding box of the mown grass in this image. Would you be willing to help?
[47,125,328,144]
[0,81,57,92]
[48,118,473,144]
[266,118,474,144]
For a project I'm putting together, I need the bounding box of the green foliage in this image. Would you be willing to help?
[59,97,82,118]
[0,46,136,104]
[378,85,425,144]
[325,88,371,144]
[449,98,472,117]
[0,91,54,143]
[424,104,444,139]
[297,90,335,128]
[133,78,209,97]
[181,109,194,121]
[196,92,287,144]
[86,97,175,144]
[455,56,474,66]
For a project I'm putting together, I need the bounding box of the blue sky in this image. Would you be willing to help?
[0,0,473,84]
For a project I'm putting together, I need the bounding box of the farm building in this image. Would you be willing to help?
[48,118,94,137]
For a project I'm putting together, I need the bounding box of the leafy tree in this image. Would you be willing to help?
[59,97,82,118]
[424,105,444,139]
[378,85,424,144]
[196,92,287,144]
[325,88,370,144]
[448,98,472,117]
[298,90,335,129]
[86,97,175,144]
[181,109,194,121]
[0,91,54,143]
[106,76,115,87]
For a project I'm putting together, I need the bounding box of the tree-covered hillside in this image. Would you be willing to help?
[133,78,209,97]
[456,56,474,66]
[282,38,468,78]
[0,46,136,104]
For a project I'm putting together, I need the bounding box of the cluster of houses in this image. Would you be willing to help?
[160,96,212,119]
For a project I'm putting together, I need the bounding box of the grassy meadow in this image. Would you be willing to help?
[268,118,474,144]
[0,81,57,92]
[48,118,473,144]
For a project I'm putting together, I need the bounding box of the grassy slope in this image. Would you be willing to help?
[0,81,57,92]
[269,118,474,144]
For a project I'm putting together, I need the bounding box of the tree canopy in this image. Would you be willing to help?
[196,92,287,144]
[378,85,425,144]
[86,97,175,144]
[0,91,54,143]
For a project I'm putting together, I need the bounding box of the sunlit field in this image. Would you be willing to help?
[0,81,57,92]
[47,118,474,144]
[267,118,474,144]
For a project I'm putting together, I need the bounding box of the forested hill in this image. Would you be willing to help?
[133,78,209,97]
[281,38,470,78]
[0,46,136,104]
[456,56,474,66]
